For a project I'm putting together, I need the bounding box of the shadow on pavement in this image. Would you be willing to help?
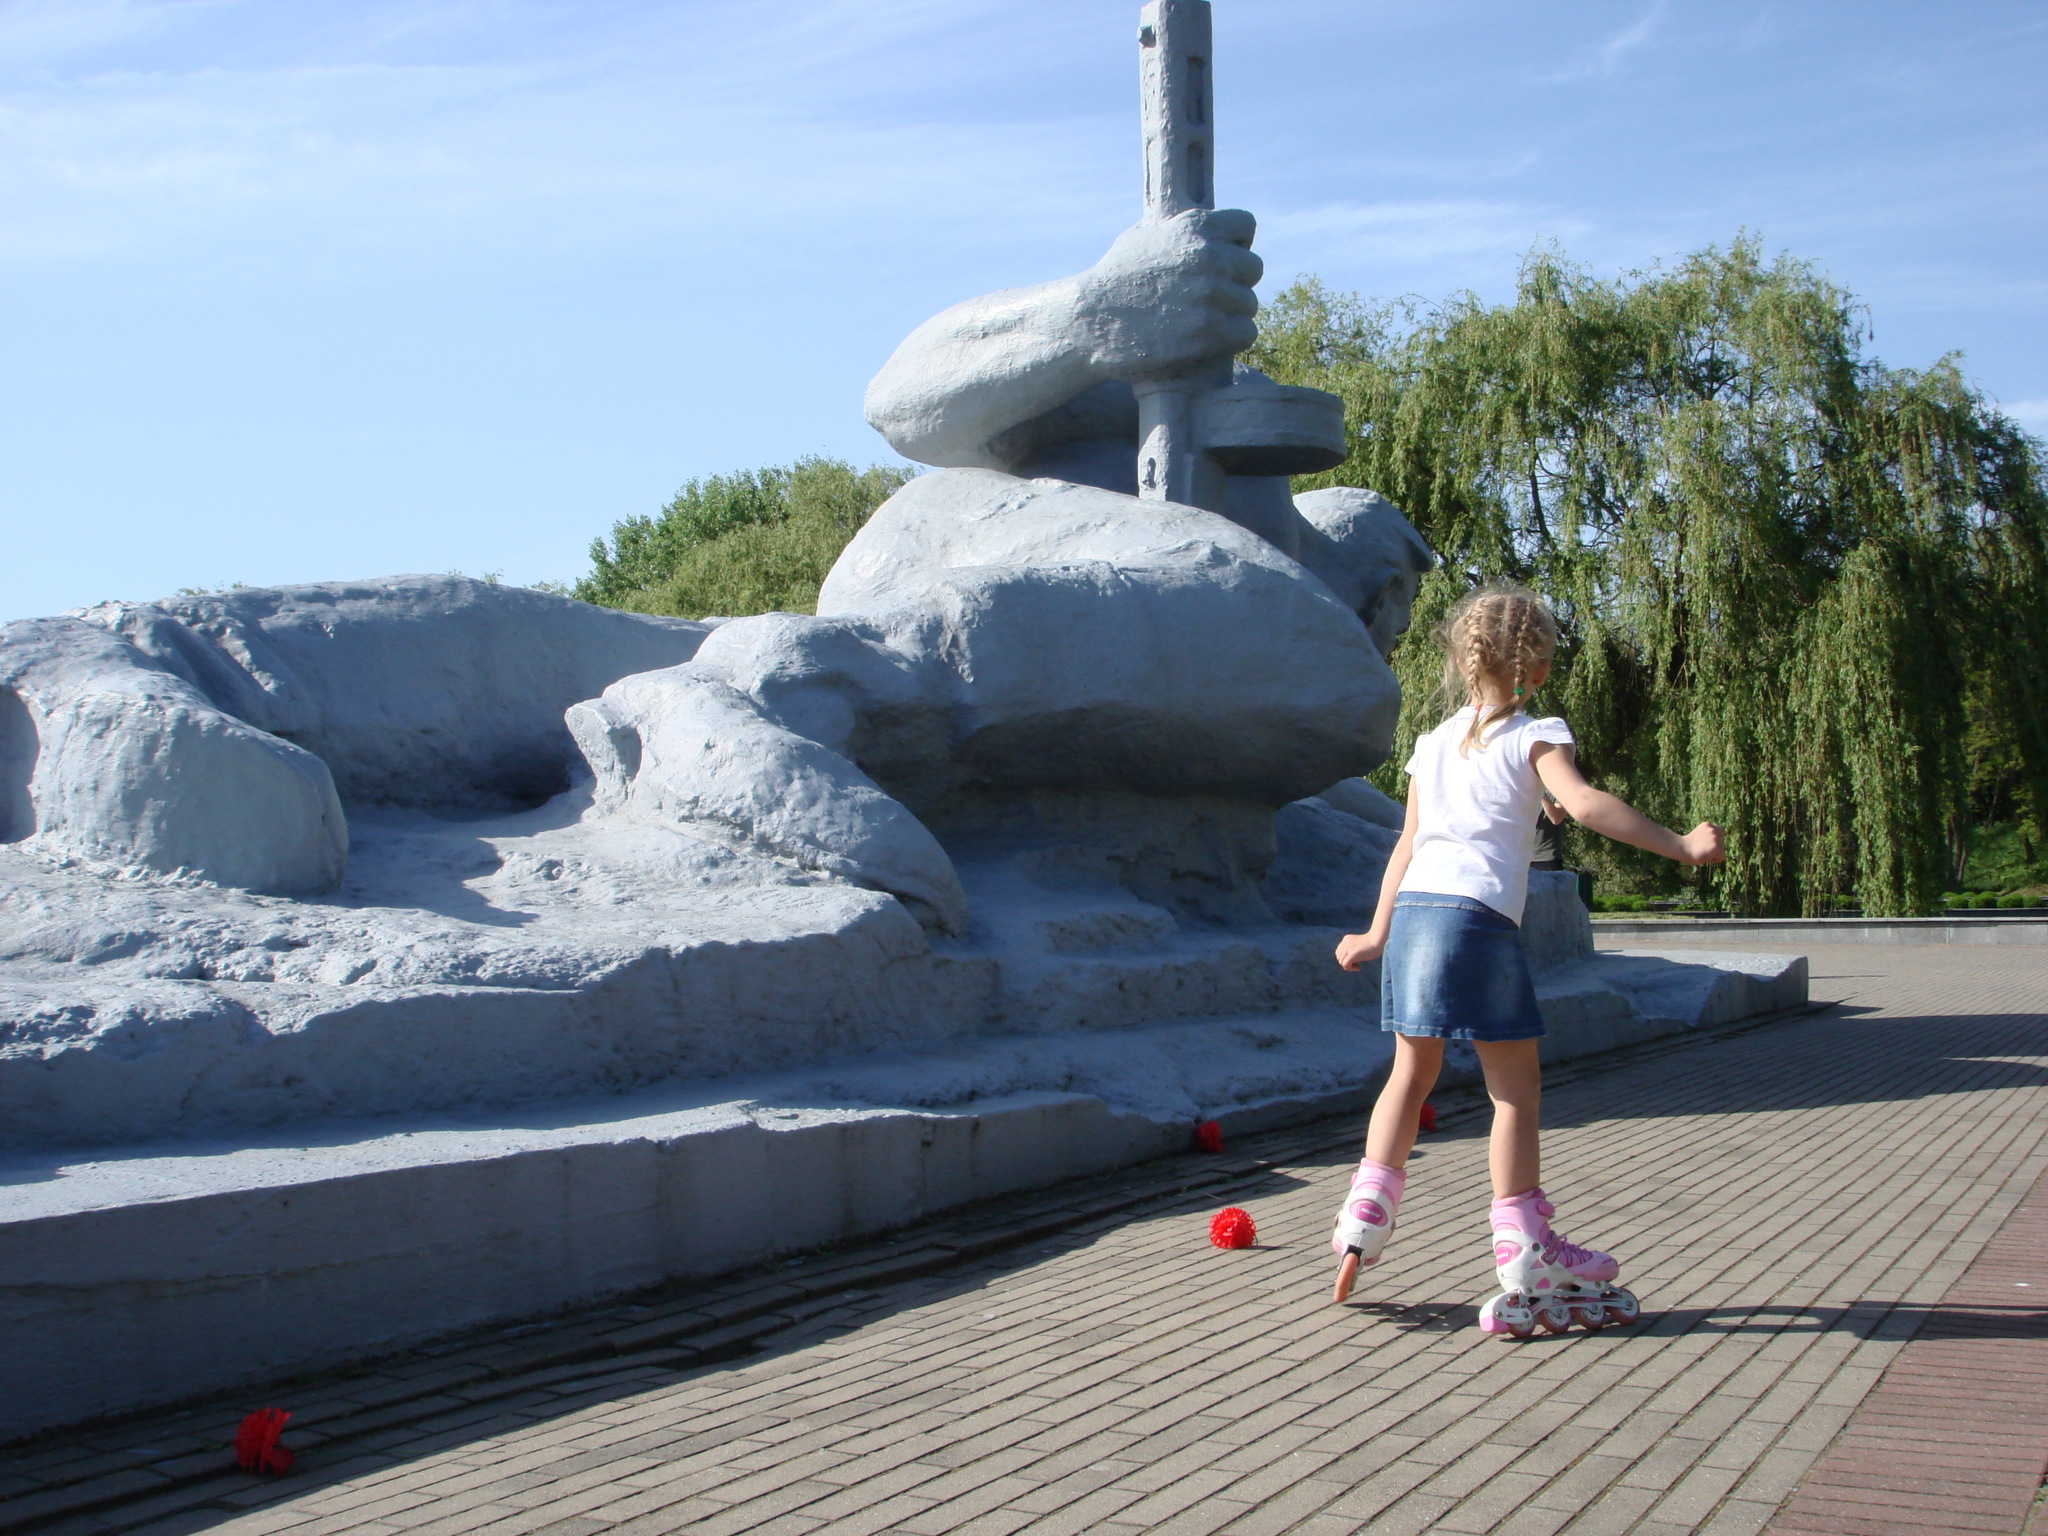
[1338,1297,2047,1343]
[1534,1006,2048,1129]
[15,993,2045,1533]
[1646,1301,2048,1339]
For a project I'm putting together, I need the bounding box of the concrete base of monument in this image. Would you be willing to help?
[0,942,1803,1443]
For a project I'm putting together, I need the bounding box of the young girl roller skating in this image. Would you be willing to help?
[1330,585,1724,1336]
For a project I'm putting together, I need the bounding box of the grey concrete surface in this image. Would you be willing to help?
[1596,916,2048,945]
[4,943,2031,1536]
[0,576,708,894]
[82,577,712,818]
[0,882,1801,1442]
[0,615,346,895]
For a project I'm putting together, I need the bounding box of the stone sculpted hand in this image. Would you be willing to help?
[1071,208,1263,380]
[862,206,1265,468]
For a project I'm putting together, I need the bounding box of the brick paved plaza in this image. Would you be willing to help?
[6,942,2045,1536]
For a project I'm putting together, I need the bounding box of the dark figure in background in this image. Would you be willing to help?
[1533,792,1595,908]
[1532,792,1569,872]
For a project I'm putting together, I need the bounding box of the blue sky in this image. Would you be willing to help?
[3,0,2043,621]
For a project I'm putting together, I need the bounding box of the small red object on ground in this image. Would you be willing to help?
[1418,1103,1437,1133]
[1209,1207,1256,1248]
[1194,1120,1223,1153]
[234,1408,294,1475]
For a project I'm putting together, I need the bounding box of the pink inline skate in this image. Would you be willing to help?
[1477,1189,1640,1337]
[1329,1160,1404,1303]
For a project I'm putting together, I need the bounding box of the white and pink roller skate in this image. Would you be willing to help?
[1329,1160,1404,1303]
[1477,1188,1640,1338]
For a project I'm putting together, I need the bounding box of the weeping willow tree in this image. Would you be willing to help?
[1250,239,2048,916]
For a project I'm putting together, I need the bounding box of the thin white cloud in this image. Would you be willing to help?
[1256,197,1606,309]
[1600,1,1665,69]
[0,0,1124,268]
[0,0,200,63]
[1736,1,1784,51]
[1535,0,1666,82]
[1266,197,1585,262]
[2001,399,2048,437]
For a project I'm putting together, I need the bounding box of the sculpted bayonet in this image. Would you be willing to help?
[1134,0,1233,511]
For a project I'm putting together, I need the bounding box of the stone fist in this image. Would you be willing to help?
[1073,208,1263,379]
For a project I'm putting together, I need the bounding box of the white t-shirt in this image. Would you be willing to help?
[1400,708,1576,924]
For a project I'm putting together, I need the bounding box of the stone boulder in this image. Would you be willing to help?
[1316,775,1407,830]
[0,618,345,894]
[1263,795,1400,929]
[818,468,1398,806]
[552,471,1409,932]
[81,576,711,815]
[0,576,714,896]
[567,659,969,935]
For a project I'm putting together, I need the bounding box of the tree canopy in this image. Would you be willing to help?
[575,456,914,618]
[1249,238,2048,917]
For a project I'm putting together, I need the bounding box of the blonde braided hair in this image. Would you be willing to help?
[1435,583,1559,755]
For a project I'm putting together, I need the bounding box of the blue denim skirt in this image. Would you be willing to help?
[1381,892,1547,1042]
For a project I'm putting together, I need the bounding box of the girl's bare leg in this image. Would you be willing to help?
[1364,1035,1444,1168]
[1333,1035,1445,1302]
[1475,1039,1542,1197]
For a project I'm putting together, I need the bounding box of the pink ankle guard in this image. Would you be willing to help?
[1348,1159,1406,1224]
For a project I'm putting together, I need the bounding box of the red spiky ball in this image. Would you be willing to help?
[234,1408,294,1476]
[1209,1207,1256,1249]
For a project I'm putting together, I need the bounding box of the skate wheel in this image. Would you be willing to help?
[1332,1250,1362,1305]
[1569,1302,1607,1330]
[1479,1296,1536,1339]
[1602,1291,1641,1326]
[1535,1301,1573,1334]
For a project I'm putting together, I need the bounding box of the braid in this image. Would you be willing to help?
[1442,584,1560,757]
[1458,596,1497,753]
[1479,596,1518,748]
[1509,603,1531,703]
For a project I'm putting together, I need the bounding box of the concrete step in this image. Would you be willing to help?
[0,944,1805,1444]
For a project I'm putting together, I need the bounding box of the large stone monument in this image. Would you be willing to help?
[0,2,1802,1440]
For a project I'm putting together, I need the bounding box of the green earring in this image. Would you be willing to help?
[1513,686,1524,697]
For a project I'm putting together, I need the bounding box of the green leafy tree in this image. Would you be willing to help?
[1250,239,2048,916]
[575,456,915,618]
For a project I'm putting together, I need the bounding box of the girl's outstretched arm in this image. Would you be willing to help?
[1336,782,1421,970]
[1531,743,1725,866]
